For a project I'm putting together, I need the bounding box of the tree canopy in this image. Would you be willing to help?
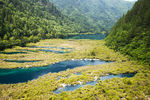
[0,0,83,50]
[50,0,135,32]
[105,0,150,65]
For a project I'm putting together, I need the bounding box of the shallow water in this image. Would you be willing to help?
[53,73,136,94]
[54,84,84,94]
[39,49,71,54]
[100,74,135,81]
[0,52,27,54]
[29,46,72,50]
[75,72,82,75]
[16,49,39,53]
[4,60,41,63]
[28,46,72,53]
[0,59,111,84]
[65,33,106,40]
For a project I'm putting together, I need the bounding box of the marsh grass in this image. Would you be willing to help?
[0,39,127,68]
[0,39,149,99]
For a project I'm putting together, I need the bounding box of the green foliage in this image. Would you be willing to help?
[49,0,135,32]
[0,0,82,50]
[0,39,149,99]
[106,0,150,65]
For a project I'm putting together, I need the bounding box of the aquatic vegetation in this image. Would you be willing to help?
[29,46,73,50]
[0,39,149,99]
[54,73,136,94]
[0,39,125,68]
[16,49,39,53]
[39,49,71,54]
[4,60,41,63]
[0,51,27,54]
[75,72,82,75]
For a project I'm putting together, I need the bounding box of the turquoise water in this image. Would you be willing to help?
[53,73,135,94]
[4,60,41,63]
[0,59,111,84]
[65,33,106,40]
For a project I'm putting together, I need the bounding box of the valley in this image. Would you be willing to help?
[0,0,150,99]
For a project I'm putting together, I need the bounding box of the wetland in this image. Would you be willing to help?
[0,39,149,100]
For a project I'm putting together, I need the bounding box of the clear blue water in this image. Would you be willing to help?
[65,33,106,40]
[53,73,135,94]
[0,52,27,54]
[4,60,41,63]
[0,59,111,84]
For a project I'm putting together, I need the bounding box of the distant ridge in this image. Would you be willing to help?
[50,0,135,32]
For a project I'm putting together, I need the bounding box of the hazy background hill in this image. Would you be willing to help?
[106,0,150,65]
[50,0,135,33]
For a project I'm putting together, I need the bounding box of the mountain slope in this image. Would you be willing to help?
[0,0,81,50]
[50,0,135,32]
[105,0,150,65]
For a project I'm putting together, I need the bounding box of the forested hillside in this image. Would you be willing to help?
[0,0,82,50]
[106,0,150,65]
[50,0,135,32]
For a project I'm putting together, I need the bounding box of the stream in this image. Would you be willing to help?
[0,59,111,84]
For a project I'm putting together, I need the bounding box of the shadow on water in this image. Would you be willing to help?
[53,73,136,94]
[4,60,41,63]
[0,59,112,84]
[64,33,106,40]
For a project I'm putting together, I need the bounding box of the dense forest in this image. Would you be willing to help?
[106,0,150,65]
[0,0,84,50]
[50,0,135,32]
[0,0,135,50]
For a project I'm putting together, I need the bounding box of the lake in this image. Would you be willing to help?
[65,33,106,40]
